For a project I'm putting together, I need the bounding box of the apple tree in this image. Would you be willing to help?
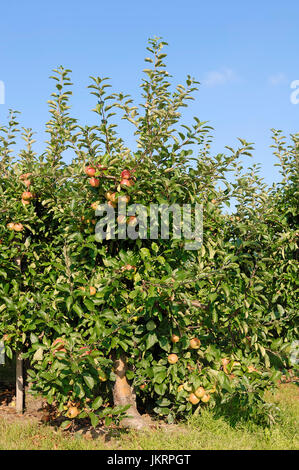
[0,38,297,429]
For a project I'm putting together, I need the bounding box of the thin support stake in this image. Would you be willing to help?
[16,353,24,414]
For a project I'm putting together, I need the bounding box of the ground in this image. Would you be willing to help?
[0,383,298,450]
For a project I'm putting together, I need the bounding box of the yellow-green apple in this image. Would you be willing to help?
[189,337,201,349]
[13,223,24,232]
[171,334,180,343]
[201,393,211,403]
[168,353,178,364]
[194,387,205,399]
[188,393,200,405]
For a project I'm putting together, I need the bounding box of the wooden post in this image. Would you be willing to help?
[16,352,24,413]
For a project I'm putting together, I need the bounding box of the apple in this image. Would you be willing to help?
[248,365,259,373]
[85,166,96,176]
[53,347,67,356]
[7,223,15,230]
[91,201,100,210]
[194,386,205,399]
[221,358,229,366]
[89,286,96,296]
[118,195,130,204]
[120,178,133,187]
[171,334,180,343]
[189,338,201,349]
[127,216,138,226]
[97,368,107,382]
[13,223,24,232]
[117,214,127,224]
[168,353,178,364]
[122,264,135,271]
[107,200,116,208]
[66,406,79,419]
[121,169,131,179]
[79,346,92,357]
[105,191,117,202]
[188,393,200,405]
[89,177,100,187]
[52,338,65,350]
[201,393,211,403]
[97,164,108,171]
[22,191,33,201]
[20,172,32,181]
[21,198,30,206]
[23,179,31,188]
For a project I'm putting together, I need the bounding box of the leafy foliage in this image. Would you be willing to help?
[0,38,298,426]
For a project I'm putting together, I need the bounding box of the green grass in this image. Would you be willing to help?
[0,384,298,450]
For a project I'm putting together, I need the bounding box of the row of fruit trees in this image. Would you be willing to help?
[0,38,298,429]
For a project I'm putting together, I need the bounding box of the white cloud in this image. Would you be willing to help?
[268,73,288,86]
[203,68,237,87]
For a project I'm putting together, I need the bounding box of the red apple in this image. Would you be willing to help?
[89,177,100,187]
[117,215,127,224]
[19,172,32,181]
[22,191,33,201]
[85,166,96,177]
[120,179,134,187]
[127,216,138,226]
[52,338,65,350]
[79,346,92,357]
[121,169,131,179]
[21,199,30,206]
[23,179,31,188]
[122,264,135,271]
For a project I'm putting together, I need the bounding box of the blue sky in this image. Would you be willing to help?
[0,0,298,186]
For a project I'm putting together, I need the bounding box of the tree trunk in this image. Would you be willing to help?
[113,354,148,430]
[16,352,24,414]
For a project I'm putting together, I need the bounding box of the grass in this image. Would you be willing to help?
[0,383,298,450]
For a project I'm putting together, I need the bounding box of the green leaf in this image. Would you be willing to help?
[33,347,43,362]
[83,374,95,389]
[146,320,156,331]
[89,412,99,428]
[146,332,158,350]
[92,396,103,410]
